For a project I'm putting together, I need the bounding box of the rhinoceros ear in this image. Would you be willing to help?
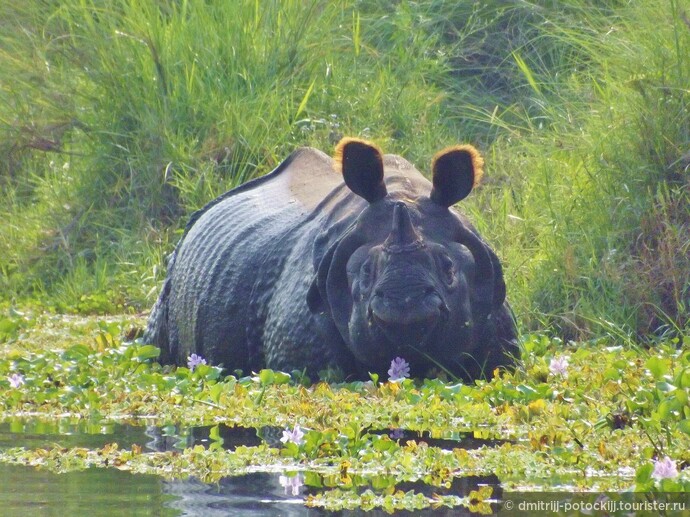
[334,137,387,203]
[430,145,484,207]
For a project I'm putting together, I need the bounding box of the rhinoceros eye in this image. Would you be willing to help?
[359,258,374,292]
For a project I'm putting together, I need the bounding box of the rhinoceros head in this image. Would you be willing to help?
[307,138,506,377]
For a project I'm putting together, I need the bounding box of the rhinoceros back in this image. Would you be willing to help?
[144,148,356,370]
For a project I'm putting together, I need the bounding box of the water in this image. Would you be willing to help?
[1,464,174,517]
[0,419,501,516]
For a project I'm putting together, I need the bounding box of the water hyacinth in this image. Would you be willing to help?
[389,428,405,440]
[388,357,410,381]
[280,425,305,446]
[652,456,678,480]
[8,373,24,388]
[187,353,207,371]
[549,355,569,377]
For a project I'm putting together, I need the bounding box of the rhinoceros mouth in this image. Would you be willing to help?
[371,314,439,347]
[367,302,447,350]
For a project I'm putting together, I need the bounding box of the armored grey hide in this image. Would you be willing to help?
[144,139,518,381]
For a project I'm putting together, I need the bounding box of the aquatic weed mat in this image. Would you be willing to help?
[0,315,689,512]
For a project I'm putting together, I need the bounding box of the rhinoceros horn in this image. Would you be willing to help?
[383,203,424,253]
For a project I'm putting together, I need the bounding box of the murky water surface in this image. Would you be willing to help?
[0,419,501,516]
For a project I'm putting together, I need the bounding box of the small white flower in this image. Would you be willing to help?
[549,356,569,377]
[8,373,25,388]
[652,456,678,480]
[280,425,305,446]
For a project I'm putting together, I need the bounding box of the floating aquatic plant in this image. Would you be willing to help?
[187,353,207,371]
[388,357,410,381]
[0,320,689,511]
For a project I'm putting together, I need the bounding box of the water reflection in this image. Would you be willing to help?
[146,423,508,453]
[0,418,152,450]
[0,418,503,516]
[162,472,500,516]
[164,472,310,516]
[0,463,178,517]
[145,422,265,451]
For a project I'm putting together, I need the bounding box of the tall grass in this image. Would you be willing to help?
[466,0,690,339]
[1,0,688,340]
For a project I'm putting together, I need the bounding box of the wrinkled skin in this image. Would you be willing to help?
[144,138,518,381]
[334,201,487,377]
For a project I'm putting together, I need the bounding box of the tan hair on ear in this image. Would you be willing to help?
[333,137,384,174]
[431,144,484,187]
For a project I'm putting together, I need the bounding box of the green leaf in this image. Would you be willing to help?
[62,344,92,361]
[612,359,628,369]
[133,345,160,360]
[372,436,395,452]
[293,78,316,121]
[603,368,621,381]
[341,423,358,440]
[405,392,421,404]
[371,476,396,491]
[512,51,541,95]
[646,357,668,379]
[517,384,541,401]
[352,10,361,56]
[675,368,690,389]
[280,441,299,458]
[678,419,690,435]
[303,431,321,453]
[0,318,21,342]
[635,463,653,484]
[209,425,223,445]
[656,381,677,393]
[209,383,224,404]
[258,369,275,385]
[656,400,672,421]
[304,471,324,488]
[272,371,291,385]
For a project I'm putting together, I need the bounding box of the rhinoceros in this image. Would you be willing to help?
[144,138,518,381]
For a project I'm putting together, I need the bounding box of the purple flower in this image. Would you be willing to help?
[389,428,405,440]
[279,473,303,496]
[8,373,25,388]
[187,353,207,371]
[652,456,678,480]
[388,357,410,381]
[549,355,569,377]
[280,425,305,446]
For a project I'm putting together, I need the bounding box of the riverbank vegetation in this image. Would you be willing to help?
[1,0,688,341]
